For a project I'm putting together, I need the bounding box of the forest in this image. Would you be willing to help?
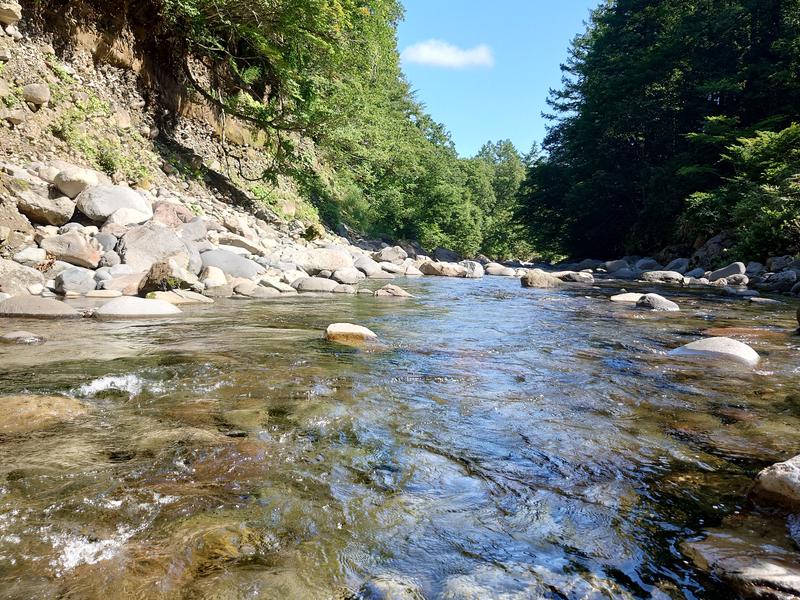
[520,0,800,261]
[162,0,800,263]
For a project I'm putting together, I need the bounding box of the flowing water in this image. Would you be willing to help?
[0,277,799,599]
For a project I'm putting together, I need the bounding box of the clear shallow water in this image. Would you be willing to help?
[0,277,799,599]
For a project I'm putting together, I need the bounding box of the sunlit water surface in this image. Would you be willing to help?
[1,276,799,599]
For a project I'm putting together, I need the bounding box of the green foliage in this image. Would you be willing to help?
[519,0,800,259]
[157,0,529,257]
[51,95,152,181]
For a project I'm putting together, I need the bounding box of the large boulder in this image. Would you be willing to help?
[138,256,201,295]
[485,263,517,277]
[419,261,467,278]
[520,269,563,288]
[332,267,365,285]
[641,270,684,284]
[0,394,87,435]
[354,255,383,277]
[39,231,102,268]
[294,247,354,275]
[15,189,75,226]
[708,262,746,282]
[373,246,408,264]
[0,259,45,297]
[690,232,735,269]
[118,222,196,273]
[752,455,800,510]
[94,296,182,319]
[22,83,50,106]
[292,277,339,293]
[636,293,680,311]
[200,249,263,279]
[76,185,152,222]
[0,296,80,319]
[665,258,690,273]
[432,247,461,263]
[325,323,378,345]
[459,260,485,279]
[55,267,97,294]
[554,271,594,284]
[668,336,760,367]
[603,259,630,273]
[635,258,662,271]
[53,167,100,199]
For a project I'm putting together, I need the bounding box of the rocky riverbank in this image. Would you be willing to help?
[3,4,800,598]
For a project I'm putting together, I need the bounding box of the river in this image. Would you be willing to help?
[0,276,798,599]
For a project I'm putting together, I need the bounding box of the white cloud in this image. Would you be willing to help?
[402,39,495,69]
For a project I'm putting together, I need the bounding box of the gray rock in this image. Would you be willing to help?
[745,261,765,276]
[325,322,378,344]
[635,258,662,271]
[684,267,706,279]
[55,267,97,294]
[76,185,152,222]
[641,270,684,284]
[755,270,797,293]
[665,258,690,273]
[485,262,516,277]
[725,273,749,286]
[373,246,408,264]
[15,190,75,226]
[752,454,800,510]
[610,292,644,303]
[94,296,182,319]
[53,167,100,199]
[39,231,102,268]
[354,255,383,277]
[294,247,354,275]
[0,258,45,296]
[94,232,118,252]
[603,259,630,273]
[378,261,405,274]
[612,268,637,279]
[708,261,746,282]
[12,246,46,267]
[200,249,263,279]
[459,260,485,279]
[521,269,564,289]
[22,83,50,106]
[118,223,195,273]
[636,293,680,311]
[669,336,760,367]
[293,277,339,293]
[100,250,121,267]
[0,296,80,319]
[332,267,365,285]
[555,270,594,284]
[767,255,795,272]
[432,247,461,263]
[234,282,280,298]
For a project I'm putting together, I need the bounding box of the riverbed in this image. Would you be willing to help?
[0,276,798,599]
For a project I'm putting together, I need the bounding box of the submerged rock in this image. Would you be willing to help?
[0,330,44,344]
[669,336,760,367]
[359,576,425,600]
[325,323,378,344]
[0,394,87,434]
[374,284,413,298]
[684,515,800,600]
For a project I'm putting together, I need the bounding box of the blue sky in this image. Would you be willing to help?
[397,0,599,157]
